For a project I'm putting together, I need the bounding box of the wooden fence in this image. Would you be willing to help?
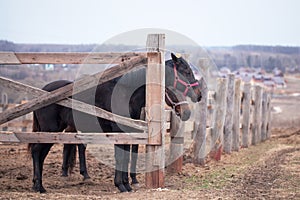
[213,78,271,155]
[0,34,272,187]
[171,75,272,170]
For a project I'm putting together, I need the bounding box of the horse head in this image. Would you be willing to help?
[166,53,202,103]
[165,86,190,121]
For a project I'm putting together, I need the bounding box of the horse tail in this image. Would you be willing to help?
[68,145,77,175]
[28,112,40,153]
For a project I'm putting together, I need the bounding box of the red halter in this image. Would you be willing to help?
[173,64,199,96]
[165,88,189,109]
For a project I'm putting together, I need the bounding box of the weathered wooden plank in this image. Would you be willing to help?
[0,52,21,64]
[223,74,235,154]
[0,55,147,125]
[145,34,165,189]
[210,78,227,160]
[0,131,148,144]
[193,77,208,165]
[0,52,146,64]
[232,78,241,151]
[168,111,185,173]
[251,85,262,145]
[241,83,251,148]
[0,77,148,131]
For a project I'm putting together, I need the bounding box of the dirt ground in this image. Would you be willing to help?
[0,75,299,200]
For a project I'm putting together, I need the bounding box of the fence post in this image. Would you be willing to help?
[145,34,166,188]
[241,83,251,148]
[251,85,262,145]
[1,93,8,105]
[0,104,8,131]
[224,74,235,154]
[210,78,227,161]
[261,91,268,141]
[266,93,272,139]
[168,111,184,173]
[232,78,241,151]
[193,77,208,165]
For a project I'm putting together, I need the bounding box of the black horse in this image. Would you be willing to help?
[28,53,202,193]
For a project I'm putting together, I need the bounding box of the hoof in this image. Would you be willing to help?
[32,185,46,193]
[83,175,91,181]
[124,183,132,192]
[82,177,93,185]
[116,184,128,193]
[61,169,68,177]
[61,170,68,177]
[131,183,140,189]
[39,187,47,193]
[131,177,139,185]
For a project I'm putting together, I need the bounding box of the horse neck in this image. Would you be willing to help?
[164,60,175,88]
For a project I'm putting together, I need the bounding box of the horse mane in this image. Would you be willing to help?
[115,68,146,88]
[115,59,173,88]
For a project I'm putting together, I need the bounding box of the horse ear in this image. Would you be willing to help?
[171,53,178,63]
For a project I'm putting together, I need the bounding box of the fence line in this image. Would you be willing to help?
[190,74,272,164]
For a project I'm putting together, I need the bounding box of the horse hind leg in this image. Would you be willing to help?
[31,144,44,193]
[114,144,128,192]
[38,144,53,192]
[78,144,91,180]
[62,126,77,177]
[122,144,132,192]
[130,144,139,186]
[62,144,76,177]
[62,126,91,181]
[30,112,55,193]
[61,145,68,177]
[31,143,53,193]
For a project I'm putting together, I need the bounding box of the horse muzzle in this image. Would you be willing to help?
[175,105,191,121]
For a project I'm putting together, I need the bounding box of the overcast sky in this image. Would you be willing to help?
[0,0,299,46]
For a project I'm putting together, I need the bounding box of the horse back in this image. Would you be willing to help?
[42,80,72,92]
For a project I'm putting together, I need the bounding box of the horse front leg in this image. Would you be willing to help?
[114,144,128,192]
[130,144,139,186]
[122,144,132,192]
[31,144,43,193]
[78,144,90,180]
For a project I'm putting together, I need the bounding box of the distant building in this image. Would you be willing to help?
[272,76,286,88]
[263,80,276,89]
[273,68,284,77]
[216,66,286,89]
